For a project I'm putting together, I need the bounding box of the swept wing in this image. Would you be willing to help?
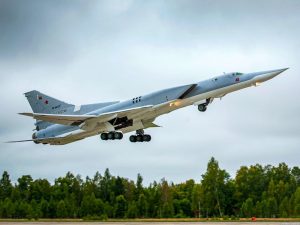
[19,105,153,126]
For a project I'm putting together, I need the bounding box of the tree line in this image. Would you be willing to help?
[0,157,299,219]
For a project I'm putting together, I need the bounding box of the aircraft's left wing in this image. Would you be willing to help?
[19,105,153,127]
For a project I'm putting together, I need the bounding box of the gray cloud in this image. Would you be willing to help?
[0,0,299,184]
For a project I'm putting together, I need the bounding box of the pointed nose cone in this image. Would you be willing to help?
[274,67,289,75]
[254,67,289,83]
[268,67,289,78]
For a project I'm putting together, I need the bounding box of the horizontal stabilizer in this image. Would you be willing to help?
[5,139,37,143]
[5,137,62,144]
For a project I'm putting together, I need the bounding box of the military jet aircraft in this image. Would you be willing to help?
[12,68,288,145]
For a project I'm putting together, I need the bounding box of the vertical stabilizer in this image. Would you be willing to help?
[24,90,75,130]
[24,90,74,114]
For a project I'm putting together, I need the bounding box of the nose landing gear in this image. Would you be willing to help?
[198,104,207,112]
[198,98,213,112]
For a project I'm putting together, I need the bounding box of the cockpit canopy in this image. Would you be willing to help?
[232,72,243,76]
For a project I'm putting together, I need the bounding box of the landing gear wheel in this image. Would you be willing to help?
[130,130,152,143]
[107,132,115,140]
[198,104,207,112]
[114,132,123,140]
[136,135,144,142]
[129,135,137,142]
[143,134,151,142]
[100,133,108,140]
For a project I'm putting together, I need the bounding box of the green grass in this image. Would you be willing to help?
[1,218,300,222]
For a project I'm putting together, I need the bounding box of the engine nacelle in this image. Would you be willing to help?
[32,132,39,144]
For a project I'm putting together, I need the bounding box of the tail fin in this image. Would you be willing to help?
[24,90,75,130]
[24,90,74,114]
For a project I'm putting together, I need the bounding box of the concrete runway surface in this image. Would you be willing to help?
[0,222,299,225]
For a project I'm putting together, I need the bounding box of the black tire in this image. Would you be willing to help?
[114,132,123,140]
[136,135,143,142]
[129,135,137,142]
[198,104,207,112]
[143,134,151,142]
[100,133,108,140]
[107,132,115,140]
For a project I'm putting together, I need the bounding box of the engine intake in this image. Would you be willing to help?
[32,133,39,144]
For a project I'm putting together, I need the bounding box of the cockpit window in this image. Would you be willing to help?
[232,72,243,76]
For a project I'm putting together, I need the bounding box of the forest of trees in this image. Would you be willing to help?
[0,157,299,219]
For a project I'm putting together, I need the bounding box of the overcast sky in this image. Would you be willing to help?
[0,0,299,185]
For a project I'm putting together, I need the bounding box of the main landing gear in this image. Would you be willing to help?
[100,130,151,142]
[129,129,151,143]
[100,132,123,140]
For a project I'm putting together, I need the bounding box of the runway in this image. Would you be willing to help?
[0,222,299,225]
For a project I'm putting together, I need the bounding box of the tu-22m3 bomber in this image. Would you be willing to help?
[12,68,288,145]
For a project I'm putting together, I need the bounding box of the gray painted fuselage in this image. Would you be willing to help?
[34,68,288,144]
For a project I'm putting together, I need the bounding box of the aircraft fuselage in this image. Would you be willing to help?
[18,68,288,145]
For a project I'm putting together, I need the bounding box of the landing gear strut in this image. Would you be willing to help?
[129,129,151,143]
[198,98,212,112]
[100,132,123,140]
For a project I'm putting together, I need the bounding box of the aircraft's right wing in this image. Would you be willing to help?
[99,105,153,120]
